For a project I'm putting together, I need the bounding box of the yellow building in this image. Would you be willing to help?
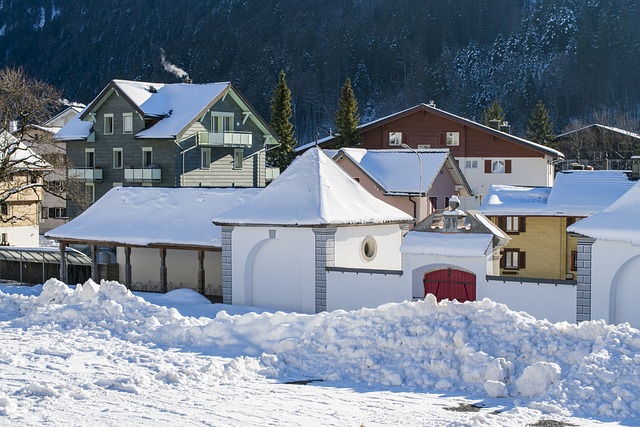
[481,170,634,282]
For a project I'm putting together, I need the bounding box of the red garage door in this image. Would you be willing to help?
[423,269,476,302]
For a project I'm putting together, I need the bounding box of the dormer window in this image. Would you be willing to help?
[104,114,114,135]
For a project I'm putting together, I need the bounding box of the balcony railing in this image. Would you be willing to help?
[69,167,103,181]
[124,165,162,182]
[199,131,252,147]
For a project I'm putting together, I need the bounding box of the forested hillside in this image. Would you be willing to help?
[1,0,639,142]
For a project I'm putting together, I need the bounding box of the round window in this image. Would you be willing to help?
[361,236,377,261]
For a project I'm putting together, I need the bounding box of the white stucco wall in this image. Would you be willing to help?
[326,271,410,311]
[230,227,316,313]
[589,239,640,327]
[334,225,404,270]
[116,247,221,292]
[1,225,40,247]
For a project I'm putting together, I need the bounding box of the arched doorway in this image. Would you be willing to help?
[423,268,476,302]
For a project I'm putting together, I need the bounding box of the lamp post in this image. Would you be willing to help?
[401,143,422,223]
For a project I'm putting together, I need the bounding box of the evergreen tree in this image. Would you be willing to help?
[482,100,505,126]
[268,70,296,171]
[334,77,361,148]
[525,100,555,146]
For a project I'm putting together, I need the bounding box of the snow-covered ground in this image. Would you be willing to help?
[0,279,638,426]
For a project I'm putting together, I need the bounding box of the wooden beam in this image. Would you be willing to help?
[197,250,205,294]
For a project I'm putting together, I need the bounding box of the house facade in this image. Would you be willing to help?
[299,103,563,208]
[56,80,277,216]
[331,148,471,223]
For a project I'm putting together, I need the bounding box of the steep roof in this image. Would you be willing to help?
[556,124,640,141]
[568,181,640,245]
[480,170,634,217]
[334,148,471,196]
[296,103,564,158]
[213,147,414,226]
[45,187,261,248]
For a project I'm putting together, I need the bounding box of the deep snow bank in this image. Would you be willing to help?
[2,279,640,420]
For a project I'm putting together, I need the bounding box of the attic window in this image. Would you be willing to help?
[389,132,403,146]
[445,132,459,146]
[361,236,377,261]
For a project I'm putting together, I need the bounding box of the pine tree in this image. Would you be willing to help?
[525,100,555,146]
[334,77,361,148]
[482,100,505,126]
[267,70,296,171]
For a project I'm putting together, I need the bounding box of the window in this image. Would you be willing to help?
[501,248,526,270]
[506,216,518,233]
[41,206,48,219]
[113,148,123,169]
[85,183,95,203]
[123,113,133,134]
[113,182,123,187]
[48,207,67,218]
[498,216,526,234]
[201,148,212,169]
[389,132,403,146]
[103,114,114,135]
[484,159,512,174]
[465,160,478,169]
[571,250,578,271]
[417,144,431,149]
[429,196,438,211]
[212,112,234,133]
[1,233,8,245]
[445,132,460,146]
[1,203,8,215]
[444,196,450,209]
[361,236,377,261]
[85,148,95,168]
[233,149,243,170]
[142,147,153,167]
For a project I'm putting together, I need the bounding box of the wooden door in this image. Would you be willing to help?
[423,268,476,302]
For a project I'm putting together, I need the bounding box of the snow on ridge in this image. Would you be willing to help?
[4,279,640,420]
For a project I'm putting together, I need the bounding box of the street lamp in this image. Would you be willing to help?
[401,143,422,223]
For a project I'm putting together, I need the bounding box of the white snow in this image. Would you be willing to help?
[0,279,636,426]
[401,232,493,257]
[568,180,640,245]
[46,186,260,247]
[214,147,414,226]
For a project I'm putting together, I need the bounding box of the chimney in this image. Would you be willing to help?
[489,119,501,130]
[499,121,511,134]
[428,100,436,107]
[183,77,192,84]
[632,156,640,180]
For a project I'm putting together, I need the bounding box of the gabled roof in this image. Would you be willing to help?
[45,187,261,248]
[333,147,472,196]
[480,170,635,217]
[56,79,276,143]
[213,147,414,227]
[568,181,640,245]
[556,124,640,141]
[296,103,564,158]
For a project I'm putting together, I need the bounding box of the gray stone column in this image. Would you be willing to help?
[221,226,234,304]
[576,237,595,322]
[313,228,336,313]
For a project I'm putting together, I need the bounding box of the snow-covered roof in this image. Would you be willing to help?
[213,147,414,226]
[335,148,466,195]
[401,232,494,257]
[480,170,635,217]
[45,187,261,247]
[568,181,640,245]
[54,107,94,141]
[0,131,51,169]
[556,123,640,141]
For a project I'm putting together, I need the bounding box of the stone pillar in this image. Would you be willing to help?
[576,237,595,322]
[160,248,167,293]
[221,226,234,304]
[197,250,205,294]
[59,241,68,284]
[124,246,132,289]
[313,228,336,313]
[91,245,99,283]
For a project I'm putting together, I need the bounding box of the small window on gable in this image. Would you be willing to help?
[389,132,403,146]
[123,113,133,134]
[104,114,114,135]
[233,149,243,170]
[201,148,212,169]
[445,132,459,146]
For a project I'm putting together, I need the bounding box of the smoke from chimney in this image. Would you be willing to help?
[160,48,189,81]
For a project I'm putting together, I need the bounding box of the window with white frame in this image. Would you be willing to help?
[122,113,133,134]
[506,216,519,232]
[142,147,153,167]
[233,149,243,170]
[389,132,403,146]
[103,114,114,135]
[113,148,123,169]
[492,160,505,173]
[445,132,460,146]
[201,148,212,169]
[85,148,95,168]
[85,183,95,203]
[465,160,478,169]
[212,112,234,133]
